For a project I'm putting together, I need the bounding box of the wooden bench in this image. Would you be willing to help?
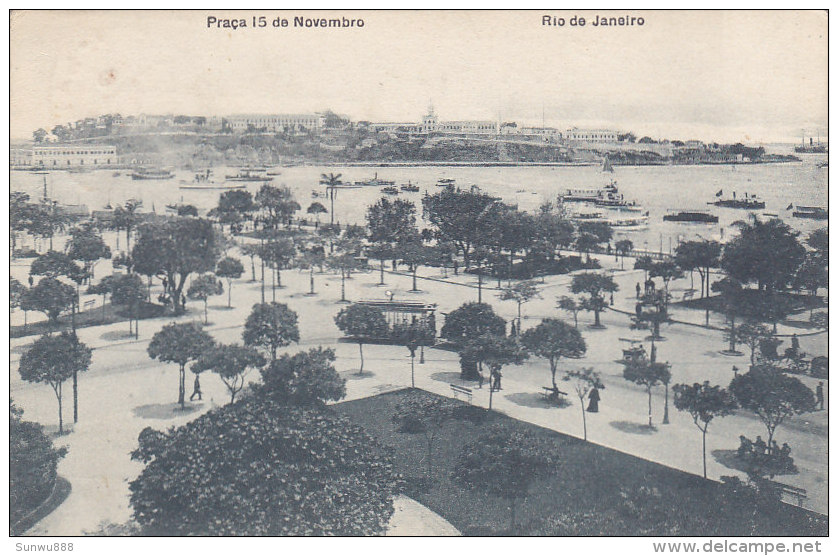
[450,384,472,404]
[774,482,808,507]
[541,386,568,403]
[682,289,697,301]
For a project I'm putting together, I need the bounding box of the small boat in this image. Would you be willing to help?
[709,190,765,210]
[663,210,719,223]
[131,167,174,180]
[354,172,395,186]
[436,178,456,187]
[312,190,327,198]
[400,181,420,192]
[226,168,273,182]
[382,186,400,195]
[791,206,828,220]
[179,169,245,190]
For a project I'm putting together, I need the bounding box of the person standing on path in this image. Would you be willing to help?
[636,282,641,298]
[587,387,600,413]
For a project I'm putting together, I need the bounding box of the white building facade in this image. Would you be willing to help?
[11,145,118,168]
[565,128,619,143]
[226,114,322,133]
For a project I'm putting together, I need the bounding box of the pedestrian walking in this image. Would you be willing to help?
[610,292,614,306]
[162,277,168,294]
[181,293,187,308]
[587,387,600,412]
[791,334,800,353]
[510,320,517,337]
[816,381,825,410]
[190,374,202,401]
[493,370,502,391]
[477,372,484,390]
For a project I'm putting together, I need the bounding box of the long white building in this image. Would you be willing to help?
[226,114,322,133]
[11,145,118,168]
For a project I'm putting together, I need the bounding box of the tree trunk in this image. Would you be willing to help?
[379,259,385,285]
[647,388,653,427]
[358,342,364,374]
[340,271,346,302]
[550,361,558,390]
[594,308,601,327]
[411,353,415,388]
[728,315,736,352]
[702,426,708,478]
[581,397,588,441]
[250,257,256,282]
[310,267,315,294]
[178,364,186,409]
[277,268,282,288]
[227,279,232,307]
[73,369,78,424]
[271,268,276,302]
[477,272,483,303]
[412,267,418,291]
[57,382,64,435]
[260,256,266,303]
[204,300,208,324]
[663,382,670,424]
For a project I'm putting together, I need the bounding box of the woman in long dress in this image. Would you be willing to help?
[587,387,600,413]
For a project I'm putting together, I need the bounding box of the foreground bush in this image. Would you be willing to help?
[129,393,400,535]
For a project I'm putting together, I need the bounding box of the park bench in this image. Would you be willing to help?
[682,289,696,301]
[82,299,96,311]
[774,482,808,507]
[541,386,568,403]
[449,384,472,405]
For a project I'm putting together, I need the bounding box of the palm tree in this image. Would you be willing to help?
[319,173,343,225]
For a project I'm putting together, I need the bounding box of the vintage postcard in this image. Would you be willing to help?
[8,9,828,542]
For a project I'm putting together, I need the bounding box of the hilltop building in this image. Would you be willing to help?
[226,114,323,133]
[565,128,619,143]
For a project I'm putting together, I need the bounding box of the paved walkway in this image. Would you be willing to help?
[10,235,829,535]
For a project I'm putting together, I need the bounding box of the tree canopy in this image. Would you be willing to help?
[721,217,806,293]
[440,302,506,346]
[521,318,586,390]
[260,347,346,406]
[243,302,300,361]
[191,343,265,403]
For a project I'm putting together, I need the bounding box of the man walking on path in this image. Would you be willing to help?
[190,374,202,401]
[816,382,825,410]
[636,282,641,298]
[587,387,601,412]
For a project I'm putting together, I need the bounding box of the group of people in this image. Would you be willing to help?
[157,277,187,310]
[476,369,502,392]
[737,435,794,472]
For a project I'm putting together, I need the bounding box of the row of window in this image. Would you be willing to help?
[34,149,116,155]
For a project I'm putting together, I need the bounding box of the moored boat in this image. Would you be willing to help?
[791,206,828,220]
[354,172,395,186]
[400,181,420,192]
[436,178,456,187]
[709,190,765,209]
[382,186,400,195]
[226,168,273,182]
[131,167,174,180]
[663,210,719,223]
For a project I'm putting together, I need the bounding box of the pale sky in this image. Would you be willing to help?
[10,10,828,143]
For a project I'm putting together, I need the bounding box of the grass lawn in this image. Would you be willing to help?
[11,301,166,338]
[335,388,827,536]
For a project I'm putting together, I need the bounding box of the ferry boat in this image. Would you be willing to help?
[559,181,638,208]
[225,168,273,182]
[436,178,456,187]
[791,206,828,220]
[400,181,420,192]
[354,172,395,186]
[663,210,719,223]
[382,186,400,195]
[709,190,765,210]
[131,167,174,180]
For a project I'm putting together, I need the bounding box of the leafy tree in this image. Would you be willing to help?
[649,260,684,294]
[191,343,265,403]
[239,243,260,282]
[255,184,298,229]
[306,201,328,223]
[10,276,26,310]
[215,257,244,308]
[459,333,527,410]
[110,273,146,338]
[367,197,418,283]
[636,289,671,341]
[498,280,541,330]
[729,365,815,448]
[556,296,583,328]
[26,203,72,251]
[563,367,604,441]
[571,272,618,328]
[721,217,806,293]
[10,400,67,528]
[675,240,721,298]
[735,322,773,365]
[319,173,343,225]
[622,359,672,427]
[334,304,389,375]
[10,191,34,253]
[131,218,219,314]
[712,277,746,353]
[129,396,400,535]
[392,391,460,478]
[326,251,361,303]
[521,318,586,391]
[30,250,83,280]
[672,381,738,478]
[634,255,655,283]
[577,220,613,245]
[20,277,76,330]
[440,302,507,346]
[260,347,345,406]
[243,302,300,361]
[147,323,215,409]
[66,225,111,281]
[422,187,499,270]
[212,189,256,233]
[452,426,554,532]
[614,239,634,269]
[805,228,828,264]
[19,332,92,434]
[296,238,327,295]
[396,236,431,292]
[259,238,296,295]
[187,274,224,324]
[112,199,143,251]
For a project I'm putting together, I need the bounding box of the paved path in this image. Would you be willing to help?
[10,237,828,535]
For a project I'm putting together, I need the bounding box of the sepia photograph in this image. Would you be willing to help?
[7,9,829,542]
